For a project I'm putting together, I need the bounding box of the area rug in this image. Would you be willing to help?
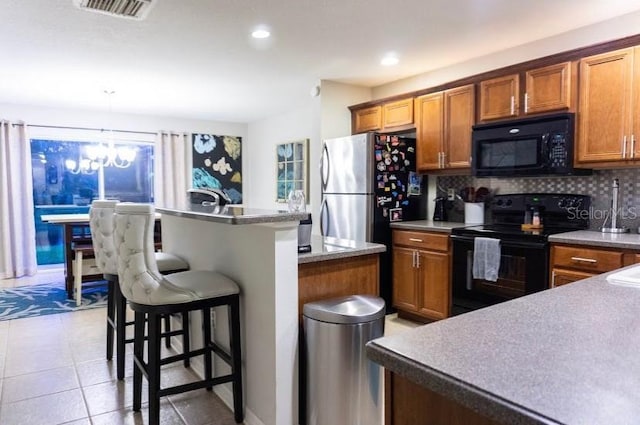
[0,281,108,320]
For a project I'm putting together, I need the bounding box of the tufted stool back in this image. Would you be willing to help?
[114,203,195,305]
[89,200,119,276]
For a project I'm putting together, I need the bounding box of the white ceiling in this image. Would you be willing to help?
[2,0,640,123]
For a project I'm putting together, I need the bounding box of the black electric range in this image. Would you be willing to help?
[450,193,590,314]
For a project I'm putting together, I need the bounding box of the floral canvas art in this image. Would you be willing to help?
[192,134,243,203]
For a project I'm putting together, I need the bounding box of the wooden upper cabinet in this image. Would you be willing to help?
[353,105,382,134]
[415,84,474,172]
[479,63,573,122]
[415,92,443,171]
[479,74,519,121]
[525,61,573,114]
[444,84,475,169]
[352,98,414,134]
[577,47,634,163]
[383,98,414,128]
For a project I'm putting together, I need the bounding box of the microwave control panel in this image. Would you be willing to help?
[547,132,568,169]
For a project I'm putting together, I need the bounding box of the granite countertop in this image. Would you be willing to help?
[367,266,640,424]
[298,235,386,264]
[390,220,465,233]
[549,229,640,249]
[156,204,309,225]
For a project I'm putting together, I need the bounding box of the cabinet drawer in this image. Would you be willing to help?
[551,268,595,287]
[552,245,624,272]
[392,230,448,252]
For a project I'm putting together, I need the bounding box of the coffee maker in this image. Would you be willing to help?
[298,215,312,253]
[433,197,448,221]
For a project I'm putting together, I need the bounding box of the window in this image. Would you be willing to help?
[31,139,154,265]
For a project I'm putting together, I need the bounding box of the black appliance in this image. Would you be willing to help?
[433,197,448,221]
[471,113,591,177]
[450,193,590,315]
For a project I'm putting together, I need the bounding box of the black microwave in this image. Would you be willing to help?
[471,113,590,177]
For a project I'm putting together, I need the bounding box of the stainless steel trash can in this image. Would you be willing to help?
[303,295,385,425]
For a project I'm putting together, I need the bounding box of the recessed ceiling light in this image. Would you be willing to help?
[381,55,399,66]
[252,28,271,39]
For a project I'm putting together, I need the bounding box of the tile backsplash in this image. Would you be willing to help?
[437,168,640,231]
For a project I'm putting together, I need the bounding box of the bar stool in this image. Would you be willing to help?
[113,203,243,425]
[89,200,190,380]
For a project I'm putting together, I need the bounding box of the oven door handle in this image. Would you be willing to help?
[450,234,547,250]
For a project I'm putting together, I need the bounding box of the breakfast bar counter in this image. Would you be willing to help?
[157,204,308,425]
[367,267,640,424]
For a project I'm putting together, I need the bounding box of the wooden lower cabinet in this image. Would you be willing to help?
[550,243,639,287]
[392,230,450,321]
[298,253,380,319]
[386,371,499,425]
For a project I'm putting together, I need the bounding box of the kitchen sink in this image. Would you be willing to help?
[606,265,640,287]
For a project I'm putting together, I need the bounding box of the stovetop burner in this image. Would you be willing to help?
[452,193,591,242]
[451,223,579,242]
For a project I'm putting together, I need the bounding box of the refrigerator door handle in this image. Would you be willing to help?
[320,198,328,236]
[320,143,330,192]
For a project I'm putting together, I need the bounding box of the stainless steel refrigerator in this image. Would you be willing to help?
[320,133,427,309]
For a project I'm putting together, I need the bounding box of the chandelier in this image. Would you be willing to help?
[64,90,137,174]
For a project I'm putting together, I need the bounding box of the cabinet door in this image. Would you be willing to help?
[353,106,382,134]
[479,74,519,121]
[444,84,475,169]
[633,46,640,160]
[578,48,634,163]
[392,247,419,312]
[415,92,444,171]
[383,98,414,128]
[551,268,595,287]
[525,62,572,114]
[417,250,450,320]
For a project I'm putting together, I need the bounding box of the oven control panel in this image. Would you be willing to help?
[491,194,590,228]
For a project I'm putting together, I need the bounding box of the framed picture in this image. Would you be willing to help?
[276,139,309,202]
[389,207,403,222]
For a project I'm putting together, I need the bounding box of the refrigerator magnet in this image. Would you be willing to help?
[389,208,402,221]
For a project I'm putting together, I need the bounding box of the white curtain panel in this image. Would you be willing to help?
[154,131,191,208]
[0,121,37,279]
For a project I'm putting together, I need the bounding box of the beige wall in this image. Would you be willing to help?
[373,9,640,100]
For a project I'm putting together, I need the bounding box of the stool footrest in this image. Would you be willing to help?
[158,374,234,398]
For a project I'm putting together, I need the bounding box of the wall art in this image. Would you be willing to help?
[192,134,243,204]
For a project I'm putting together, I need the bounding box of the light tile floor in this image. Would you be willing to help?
[0,269,238,425]
[0,268,423,425]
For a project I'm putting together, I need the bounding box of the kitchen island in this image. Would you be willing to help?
[157,204,385,425]
[367,267,640,424]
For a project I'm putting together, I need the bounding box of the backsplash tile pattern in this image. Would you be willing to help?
[437,169,640,231]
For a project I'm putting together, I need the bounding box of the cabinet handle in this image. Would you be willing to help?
[439,152,444,169]
[442,151,446,168]
[623,135,627,158]
[551,270,556,287]
[632,135,636,159]
[409,238,423,242]
[524,93,529,113]
[510,96,515,115]
[412,251,416,268]
[416,252,420,268]
[570,256,597,264]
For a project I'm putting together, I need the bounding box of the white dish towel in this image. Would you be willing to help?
[472,237,501,282]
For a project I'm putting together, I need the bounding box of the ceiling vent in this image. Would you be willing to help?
[72,0,157,20]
